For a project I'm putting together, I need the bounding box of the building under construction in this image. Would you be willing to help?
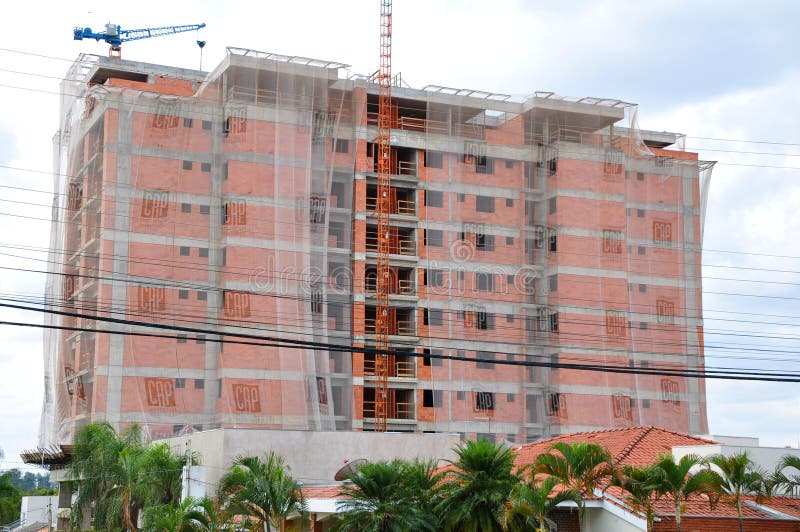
[39,47,713,447]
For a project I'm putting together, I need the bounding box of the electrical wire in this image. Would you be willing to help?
[2,304,798,382]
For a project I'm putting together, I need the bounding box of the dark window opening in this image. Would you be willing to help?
[424,150,443,168]
[476,351,495,370]
[423,389,443,408]
[548,275,557,293]
[475,391,495,411]
[424,229,443,247]
[475,233,495,251]
[476,196,495,213]
[476,273,494,292]
[424,190,443,207]
[333,139,349,153]
[475,157,494,175]
[476,311,494,330]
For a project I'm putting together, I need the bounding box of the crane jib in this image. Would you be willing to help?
[72,23,206,55]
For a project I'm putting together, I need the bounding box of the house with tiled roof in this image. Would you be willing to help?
[294,426,800,531]
[508,426,800,531]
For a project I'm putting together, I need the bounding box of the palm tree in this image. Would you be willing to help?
[504,472,581,532]
[398,459,444,527]
[334,460,437,531]
[142,442,191,507]
[218,452,308,532]
[143,496,222,531]
[68,422,190,531]
[612,464,664,532]
[772,455,800,496]
[652,453,718,532]
[104,444,152,531]
[436,438,520,531]
[534,441,614,527]
[69,422,137,529]
[704,453,770,532]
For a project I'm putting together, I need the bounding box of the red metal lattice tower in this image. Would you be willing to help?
[374,0,393,432]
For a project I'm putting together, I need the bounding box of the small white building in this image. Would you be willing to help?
[15,495,57,531]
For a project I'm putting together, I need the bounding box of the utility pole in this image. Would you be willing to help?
[184,439,192,501]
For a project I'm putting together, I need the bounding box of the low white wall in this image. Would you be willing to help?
[673,443,800,473]
[162,429,461,493]
[20,495,58,527]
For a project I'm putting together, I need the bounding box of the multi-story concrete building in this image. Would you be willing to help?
[40,47,712,447]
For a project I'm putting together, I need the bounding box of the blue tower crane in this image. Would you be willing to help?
[73,23,206,58]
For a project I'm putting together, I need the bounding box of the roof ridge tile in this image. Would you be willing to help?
[613,426,653,464]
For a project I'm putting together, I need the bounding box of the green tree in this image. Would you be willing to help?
[534,441,614,527]
[504,473,581,532]
[334,460,437,532]
[705,453,770,532]
[141,442,190,507]
[772,454,800,496]
[612,464,665,532]
[398,459,444,527]
[0,470,22,525]
[218,452,308,532]
[68,422,190,531]
[69,422,135,529]
[143,496,223,532]
[436,438,520,532]
[652,453,718,532]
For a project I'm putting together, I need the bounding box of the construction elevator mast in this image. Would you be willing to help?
[374,0,393,432]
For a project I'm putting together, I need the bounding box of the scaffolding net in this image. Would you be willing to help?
[39,48,712,447]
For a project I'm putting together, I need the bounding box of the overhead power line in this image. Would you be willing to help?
[2,305,799,383]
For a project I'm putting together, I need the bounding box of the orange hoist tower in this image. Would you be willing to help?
[374,0,393,432]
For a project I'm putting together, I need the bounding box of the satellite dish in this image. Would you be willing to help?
[334,458,368,481]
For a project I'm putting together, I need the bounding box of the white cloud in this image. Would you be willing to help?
[647,70,800,441]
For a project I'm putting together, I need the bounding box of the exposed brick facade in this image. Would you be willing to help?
[43,48,710,445]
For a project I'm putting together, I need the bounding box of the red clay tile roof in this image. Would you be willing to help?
[301,485,347,499]
[513,425,716,468]
[751,496,800,519]
[651,494,766,518]
[297,428,800,525]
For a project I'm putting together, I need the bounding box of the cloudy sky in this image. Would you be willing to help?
[1,0,800,469]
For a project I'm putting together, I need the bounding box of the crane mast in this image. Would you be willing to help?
[374,0,393,432]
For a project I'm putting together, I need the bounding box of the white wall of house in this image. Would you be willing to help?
[673,444,800,471]
[162,428,461,496]
[583,504,646,532]
[19,495,58,528]
[673,443,800,496]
